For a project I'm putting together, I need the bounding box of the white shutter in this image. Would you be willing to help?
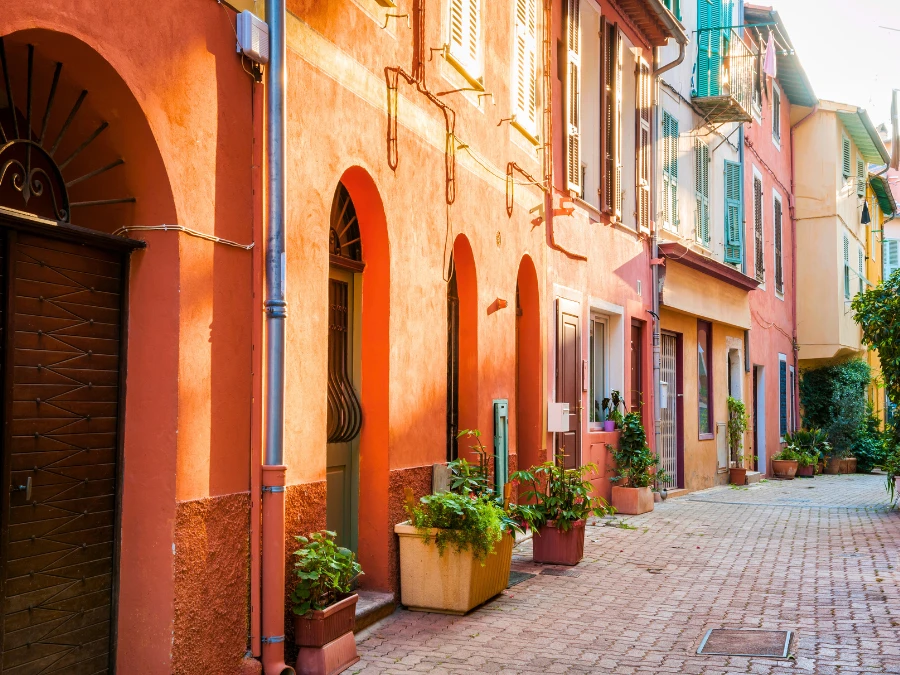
[448,0,482,79]
[512,0,538,136]
[614,29,623,218]
[858,247,865,295]
[636,58,651,230]
[857,157,866,198]
[884,239,900,279]
[566,0,581,192]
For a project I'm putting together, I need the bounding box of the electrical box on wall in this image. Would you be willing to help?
[548,402,570,433]
[236,10,270,65]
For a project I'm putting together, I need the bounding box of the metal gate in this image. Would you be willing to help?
[0,230,126,673]
[659,333,678,488]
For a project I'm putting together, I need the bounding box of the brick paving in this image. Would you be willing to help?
[353,475,900,674]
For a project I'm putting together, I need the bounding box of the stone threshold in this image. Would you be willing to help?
[354,591,396,633]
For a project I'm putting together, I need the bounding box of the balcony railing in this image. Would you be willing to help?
[692,27,757,124]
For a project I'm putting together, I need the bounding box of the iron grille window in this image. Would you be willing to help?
[754,176,764,282]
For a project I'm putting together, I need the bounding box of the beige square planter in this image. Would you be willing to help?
[394,522,513,614]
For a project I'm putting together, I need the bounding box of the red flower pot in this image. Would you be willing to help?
[772,459,798,479]
[294,594,358,648]
[532,519,585,566]
[729,467,748,485]
[797,464,815,477]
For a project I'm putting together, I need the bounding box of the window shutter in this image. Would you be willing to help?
[565,0,581,193]
[885,239,900,279]
[613,29,623,219]
[842,135,851,181]
[843,234,850,299]
[513,0,538,136]
[696,0,722,97]
[858,247,865,295]
[754,176,764,282]
[724,160,743,263]
[601,20,617,213]
[662,112,679,230]
[857,157,866,198]
[636,59,651,230]
[774,196,784,294]
[694,139,710,245]
[772,87,781,141]
[779,360,787,437]
[448,0,482,78]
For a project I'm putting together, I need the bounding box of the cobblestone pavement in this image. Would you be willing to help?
[354,474,900,674]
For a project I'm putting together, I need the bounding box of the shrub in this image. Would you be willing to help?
[799,359,870,457]
[405,492,509,562]
[851,406,887,473]
[608,412,667,488]
[291,531,362,616]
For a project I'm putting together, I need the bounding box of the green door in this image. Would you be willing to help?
[326,267,361,552]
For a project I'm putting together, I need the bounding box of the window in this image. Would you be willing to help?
[772,83,781,144]
[843,234,850,300]
[885,239,900,279]
[841,134,851,183]
[753,173,764,283]
[857,156,866,198]
[447,0,482,82]
[774,193,784,294]
[565,0,580,192]
[694,138,710,245]
[858,247,865,295]
[752,44,762,118]
[698,320,713,438]
[779,355,787,438]
[663,0,681,20]
[789,365,796,433]
[724,160,743,263]
[662,111,679,231]
[589,316,608,424]
[636,58,651,230]
[512,0,539,138]
[600,19,623,216]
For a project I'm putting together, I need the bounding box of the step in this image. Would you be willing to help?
[354,591,396,633]
[746,471,763,485]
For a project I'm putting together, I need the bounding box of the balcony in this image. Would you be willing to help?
[692,27,757,125]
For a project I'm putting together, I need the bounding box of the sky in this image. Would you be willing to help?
[766,0,900,126]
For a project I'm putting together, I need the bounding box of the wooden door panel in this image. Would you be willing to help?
[556,298,581,469]
[0,231,124,673]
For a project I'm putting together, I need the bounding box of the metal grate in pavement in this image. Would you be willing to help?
[697,629,792,658]
[508,571,536,587]
[539,568,581,577]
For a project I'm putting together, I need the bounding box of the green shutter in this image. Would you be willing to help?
[696,0,722,97]
[724,160,743,263]
[843,234,850,299]
[695,139,710,245]
[663,112,679,230]
[842,135,851,181]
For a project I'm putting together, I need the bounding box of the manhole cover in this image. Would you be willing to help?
[697,629,792,658]
[539,568,580,577]
[508,571,536,587]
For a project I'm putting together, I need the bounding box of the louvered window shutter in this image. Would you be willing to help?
[884,239,900,279]
[566,0,581,193]
[513,0,538,136]
[779,360,787,437]
[448,0,482,79]
[754,177,764,282]
[614,29,623,219]
[724,160,743,263]
[694,139,710,245]
[858,248,865,295]
[774,197,784,293]
[772,87,781,141]
[857,157,866,198]
[843,234,850,299]
[842,135,851,181]
[637,59,651,230]
[696,0,722,97]
[662,112,679,230]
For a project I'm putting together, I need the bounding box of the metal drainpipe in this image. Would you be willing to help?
[651,41,685,462]
[262,0,294,673]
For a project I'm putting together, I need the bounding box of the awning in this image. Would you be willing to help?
[616,0,689,46]
[870,174,897,216]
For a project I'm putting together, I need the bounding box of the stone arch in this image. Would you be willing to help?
[452,233,479,463]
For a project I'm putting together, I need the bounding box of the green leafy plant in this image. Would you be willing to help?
[726,397,750,465]
[851,406,888,473]
[291,531,363,616]
[608,412,668,488]
[405,491,513,562]
[851,272,900,498]
[509,458,613,533]
[602,390,625,427]
[784,428,830,469]
[448,429,493,498]
[799,359,871,459]
[772,446,801,462]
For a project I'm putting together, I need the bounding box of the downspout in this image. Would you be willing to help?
[651,40,685,458]
[262,0,294,673]
[789,103,817,435]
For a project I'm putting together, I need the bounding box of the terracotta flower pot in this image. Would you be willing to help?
[532,520,585,566]
[294,594,358,648]
[611,486,654,515]
[845,457,857,474]
[729,467,748,485]
[825,457,842,474]
[772,459,798,479]
[797,464,815,477]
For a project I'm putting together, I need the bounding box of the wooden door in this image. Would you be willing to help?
[555,299,581,469]
[325,268,360,552]
[630,320,643,412]
[0,230,126,673]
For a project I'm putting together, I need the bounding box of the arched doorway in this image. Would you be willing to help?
[0,31,176,672]
[516,255,541,476]
[447,235,478,463]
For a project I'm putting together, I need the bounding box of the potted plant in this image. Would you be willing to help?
[601,390,624,432]
[291,531,363,675]
[509,459,613,566]
[395,430,521,614]
[726,397,751,484]
[729,455,758,485]
[607,412,667,515]
[772,446,800,479]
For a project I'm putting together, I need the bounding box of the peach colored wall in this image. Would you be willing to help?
[1,1,256,671]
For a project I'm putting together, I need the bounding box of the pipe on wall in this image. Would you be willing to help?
[262,0,294,673]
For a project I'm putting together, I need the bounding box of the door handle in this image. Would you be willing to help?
[11,477,32,501]
[568,406,583,414]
